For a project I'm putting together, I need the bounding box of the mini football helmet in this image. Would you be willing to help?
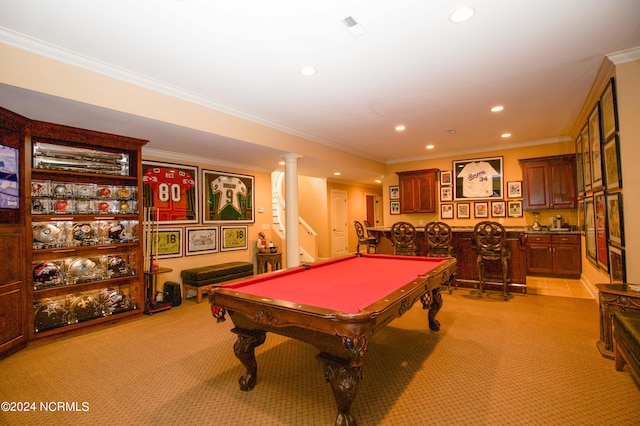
[33,262,62,285]
[66,257,97,279]
[34,299,67,332]
[73,223,95,241]
[33,223,61,244]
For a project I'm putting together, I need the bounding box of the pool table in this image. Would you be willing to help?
[209,253,456,426]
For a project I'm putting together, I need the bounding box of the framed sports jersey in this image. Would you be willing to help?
[142,161,198,224]
[202,170,254,224]
[453,156,503,200]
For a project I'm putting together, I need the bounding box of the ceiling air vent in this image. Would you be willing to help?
[342,16,367,37]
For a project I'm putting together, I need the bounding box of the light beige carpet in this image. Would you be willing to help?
[1,289,638,425]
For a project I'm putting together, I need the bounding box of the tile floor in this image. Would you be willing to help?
[526,275,595,299]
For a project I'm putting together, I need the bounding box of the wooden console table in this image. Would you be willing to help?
[596,283,640,359]
[257,252,282,274]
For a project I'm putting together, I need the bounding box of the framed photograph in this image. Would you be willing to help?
[575,134,584,194]
[507,200,523,217]
[601,77,618,140]
[474,202,488,218]
[390,201,400,215]
[453,156,503,200]
[142,161,198,224]
[603,134,622,190]
[581,123,592,191]
[441,203,454,219]
[220,225,248,251]
[608,245,626,284]
[389,185,400,200]
[578,199,585,234]
[440,186,453,201]
[202,170,254,224]
[506,181,522,198]
[584,196,597,265]
[185,227,218,256]
[606,192,624,247]
[491,201,506,217]
[440,170,452,186]
[595,191,608,271]
[457,203,470,219]
[589,102,603,189]
[154,228,183,259]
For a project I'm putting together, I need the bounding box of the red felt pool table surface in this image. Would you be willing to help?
[222,254,448,313]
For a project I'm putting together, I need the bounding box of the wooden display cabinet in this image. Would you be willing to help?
[25,120,147,339]
[396,169,437,214]
[520,154,577,210]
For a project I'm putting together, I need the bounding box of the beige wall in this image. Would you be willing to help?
[616,59,640,281]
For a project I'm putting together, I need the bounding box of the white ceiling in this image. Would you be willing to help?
[1,0,640,183]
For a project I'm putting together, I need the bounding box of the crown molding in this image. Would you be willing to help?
[606,46,640,65]
[142,148,273,174]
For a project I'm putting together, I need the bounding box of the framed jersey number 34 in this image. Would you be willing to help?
[142,161,199,224]
[453,156,503,201]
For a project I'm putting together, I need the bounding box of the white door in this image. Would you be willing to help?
[331,189,349,257]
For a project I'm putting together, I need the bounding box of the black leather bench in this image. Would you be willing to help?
[613,311,640,383]
[181,262,254,303]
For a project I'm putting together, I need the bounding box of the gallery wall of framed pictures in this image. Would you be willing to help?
[437,158,524,221]
[142,160,255,259]
[577,76,625,282]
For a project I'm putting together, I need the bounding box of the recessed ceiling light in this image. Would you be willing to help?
[426,145,435,150]
[501,133,511,138]
[491,105,504,112]
[445,128,457,134]
[395,125,406,132]
[278,161,285,165]
[334,172,341,176]
[299,66,318,76]
[450,7,475,23]
[375,179,382,184]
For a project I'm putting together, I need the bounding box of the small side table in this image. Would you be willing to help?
[596,283,640,358]
[257,252,282,274]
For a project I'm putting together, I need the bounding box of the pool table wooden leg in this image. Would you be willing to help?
[420,288,443,331]
[319,353,362,426]
[231,328,266,391]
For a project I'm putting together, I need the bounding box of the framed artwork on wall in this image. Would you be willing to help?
[506,181,522,198]
[220,225,248,251]
[390,201,400,215]
[595,191,608,271]
[600,77,618,140]
[507,200,522,217]
[578,199,585,234]
[154,228,183,259]
[603,134,622,190]
[457,203,470,219]
[440,186,452,201]
[582,123,592,191]
[440,170,452,186]
[185,227,218,256]
[202,170,254,224]
[441,203,454,219]
[575,134,584,194]
[585,196,597,265]
[389,185,399,200]
[491,201,506,217]
[474,202,488,218]
[608,245,626,284]
[142,161,198,224]
[589,102,603,189]
[606,192,624,247]
[453,156,503,200]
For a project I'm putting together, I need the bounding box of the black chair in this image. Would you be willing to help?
[354,221,378,254]
[390,221,418,256]
[473,221,510,300]
[424,221,454,258]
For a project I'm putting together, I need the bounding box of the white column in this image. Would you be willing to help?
[283,153,302,268]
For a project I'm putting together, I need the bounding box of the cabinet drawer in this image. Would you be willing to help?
[527,234,551,243]
[551,234,580,244]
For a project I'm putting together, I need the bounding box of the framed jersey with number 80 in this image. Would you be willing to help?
[142,161,199,224]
